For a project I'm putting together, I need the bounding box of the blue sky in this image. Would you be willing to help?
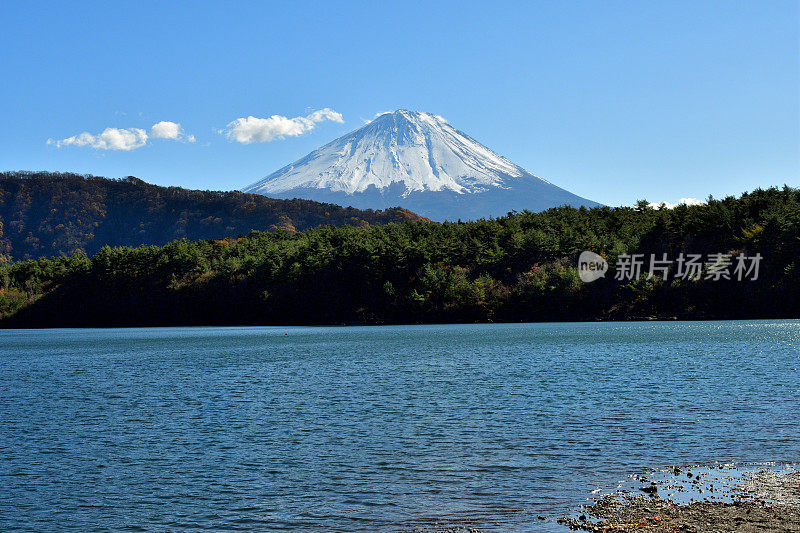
[1,1,797,206]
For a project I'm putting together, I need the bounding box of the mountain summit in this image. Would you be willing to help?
[244,110,599,220]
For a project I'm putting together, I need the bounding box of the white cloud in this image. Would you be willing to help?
[306,108,343,123]
[222,108,344,144]
[362,110,392,124]
[647,197,706,209]
[150,121,179,139]
[49,128,149,151]
[150,121,195,142]
[49,121,195,150]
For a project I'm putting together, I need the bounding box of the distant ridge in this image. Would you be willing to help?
[0,171,427,260]
[244,110,600,221]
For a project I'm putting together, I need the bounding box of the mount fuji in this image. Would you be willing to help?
[243,110,600,221]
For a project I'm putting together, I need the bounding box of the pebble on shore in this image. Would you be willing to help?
[559,470,800,533]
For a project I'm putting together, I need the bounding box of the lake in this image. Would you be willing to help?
[1,321,798,531]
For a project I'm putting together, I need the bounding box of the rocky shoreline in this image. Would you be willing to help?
[559,469,800,532]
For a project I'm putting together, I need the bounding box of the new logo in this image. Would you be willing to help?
[578,251,608,283]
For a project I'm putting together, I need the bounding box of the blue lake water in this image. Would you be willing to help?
[1,321,798,531]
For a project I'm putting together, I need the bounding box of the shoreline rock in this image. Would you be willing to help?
[560,470,800,532]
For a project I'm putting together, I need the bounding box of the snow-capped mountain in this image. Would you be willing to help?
[243,110,600,221]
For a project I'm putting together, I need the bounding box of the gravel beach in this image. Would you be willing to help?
[560,469,800,532]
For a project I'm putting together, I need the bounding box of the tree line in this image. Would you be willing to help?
[0,185,797,327]
[0,171,426,261]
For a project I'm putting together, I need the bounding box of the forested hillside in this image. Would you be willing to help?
[1,186,797,327]
[0,171,427,260]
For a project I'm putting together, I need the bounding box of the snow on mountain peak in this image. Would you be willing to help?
[244,109,536,197]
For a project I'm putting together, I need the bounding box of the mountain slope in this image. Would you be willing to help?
[0,171,428,260]
[244,110,600,220]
